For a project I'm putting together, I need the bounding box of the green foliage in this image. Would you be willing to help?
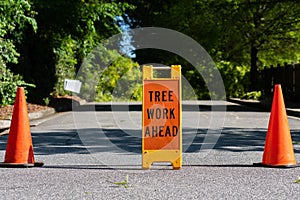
[241,91,262,100]
[34,0,134,61]
[208,0,300,89]
[294,177,300,184]
[217,60,262,100]
[259,28,300,67]
[98,56,142,102]
[0,0,37,105]
[216,61,250,98]
[0,0,37,106]
[0,64,35,106]
[4,0,299,102]
[52,36,78,96]
[0,0,36,65]
[113,175,129,189]
[43,97,50,106]
[183,69,210,100]
[78,48,142,102]
[127,0,300,92]
[11,0,135,100]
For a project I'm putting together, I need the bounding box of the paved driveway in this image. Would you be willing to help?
[0,101,299,199]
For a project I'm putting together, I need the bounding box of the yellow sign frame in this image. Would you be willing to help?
[142,65,182,170]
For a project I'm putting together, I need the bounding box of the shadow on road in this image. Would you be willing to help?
[0,128,299,155]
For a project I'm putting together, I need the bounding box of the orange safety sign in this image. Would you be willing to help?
[142,65,182,169]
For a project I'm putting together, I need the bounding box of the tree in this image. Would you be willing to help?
[213,0,300,90]
[0,0,37,66]
[0,0,37,106]
[122,0,300,93]
[13,0,134,100]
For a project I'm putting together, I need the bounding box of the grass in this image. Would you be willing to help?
[113,175,129,189]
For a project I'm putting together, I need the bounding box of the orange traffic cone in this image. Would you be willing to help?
[0,87,43,168]
[260,84,297,167]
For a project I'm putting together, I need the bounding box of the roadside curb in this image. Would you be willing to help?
[0,108,56,130]
[0,97,86,131]
[228,98,300,118]
[227,98,271,111]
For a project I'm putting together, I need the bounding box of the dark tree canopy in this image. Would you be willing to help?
[124,0,300,90]
[1,0,300,105]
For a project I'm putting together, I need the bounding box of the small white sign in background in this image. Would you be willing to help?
[64,79,82,93]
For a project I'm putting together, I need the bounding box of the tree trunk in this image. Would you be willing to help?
[250,45,259,91]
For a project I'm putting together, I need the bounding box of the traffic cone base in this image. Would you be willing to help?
[254,84,297,168]
[253,162,297,168]
[0,87,43,168]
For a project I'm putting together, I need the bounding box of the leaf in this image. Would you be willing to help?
[294,177,300,183]
[113,175,129,188]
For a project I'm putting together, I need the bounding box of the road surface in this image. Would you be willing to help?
[0,101,299,199]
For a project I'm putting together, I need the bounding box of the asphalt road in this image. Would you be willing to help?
[0,101,300,199]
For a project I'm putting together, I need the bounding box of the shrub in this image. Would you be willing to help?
[241,91,262,100]
[96,56,142,102]
[216,61,250,98]
[78,47,142,102]
[52,36,78,97]
[0,62,35,106]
